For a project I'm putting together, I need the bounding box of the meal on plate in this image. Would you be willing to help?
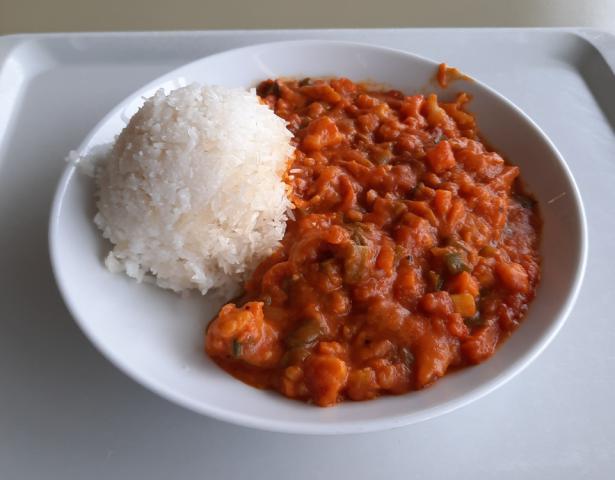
[90,72,540,407]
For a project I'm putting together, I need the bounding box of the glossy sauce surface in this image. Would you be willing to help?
[205,77,541,406]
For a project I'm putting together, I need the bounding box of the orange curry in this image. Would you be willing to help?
[205,76,541,406]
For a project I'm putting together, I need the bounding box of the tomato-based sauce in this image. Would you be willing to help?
[205,76,541,406]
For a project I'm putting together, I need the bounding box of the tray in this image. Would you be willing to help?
[1,29,614,479]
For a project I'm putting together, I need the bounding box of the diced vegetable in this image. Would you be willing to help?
[434,189,452,216]
[392,201,408,219]
[302,116,343,150]
[304,354,349,406]
[371,146,394,164]
[345,209,363,222]
[448,271,480,297]
[281,347,311,366]
[451,293,477,317]
[462,323,499,364]
[444,251,469,275]
[420,291,454,316]
[428,270,443,291]
[285,322,324,349]
[344,244,371,283]
[495,261,530,293]
[376,244,395,273]
[426,140,456,174]
[479,245,498,257]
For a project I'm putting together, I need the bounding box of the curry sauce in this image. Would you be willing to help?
[205,76,540,406]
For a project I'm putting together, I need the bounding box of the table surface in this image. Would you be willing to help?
[0,29,614,479]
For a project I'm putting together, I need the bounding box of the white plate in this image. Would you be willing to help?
[49,40,587,434]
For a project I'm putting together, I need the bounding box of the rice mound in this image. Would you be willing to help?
[94,84,294,296]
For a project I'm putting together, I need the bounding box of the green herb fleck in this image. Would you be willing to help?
[444,252,470,275]
[401,347,415,366]
[231,339,243,357]
[428,270,444,291]
[464,314,485,329]
[285,322,323,349]
[435,132,448,144]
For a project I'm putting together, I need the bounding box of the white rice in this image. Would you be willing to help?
[92,84,294,296]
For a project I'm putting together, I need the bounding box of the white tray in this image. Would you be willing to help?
[1,29,613,479]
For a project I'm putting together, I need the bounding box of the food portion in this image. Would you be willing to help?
[206,77,540,406]
[94,84,293,296]
[88,71,540,407]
